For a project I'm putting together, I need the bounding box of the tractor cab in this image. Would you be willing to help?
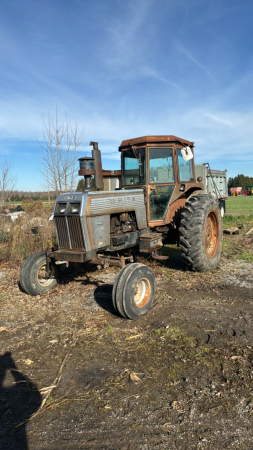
[119,136,202,227]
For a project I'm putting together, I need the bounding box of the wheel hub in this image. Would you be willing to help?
[134,278,151,308]
[205,212,218,258]
[37,264,54,286]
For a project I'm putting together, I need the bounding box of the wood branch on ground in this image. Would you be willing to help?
[245,226,253,236]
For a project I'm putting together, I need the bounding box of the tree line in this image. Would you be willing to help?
[8,191,57,202]
[228,174,253,190]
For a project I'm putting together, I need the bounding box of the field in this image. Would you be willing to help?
[1,197,253,449]
[226,194,253,215]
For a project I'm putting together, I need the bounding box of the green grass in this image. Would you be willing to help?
[222,198,253,262]
[226,195,253,215]
[223,215,253,228]
[224,196,253,229]
[222,237,253,262]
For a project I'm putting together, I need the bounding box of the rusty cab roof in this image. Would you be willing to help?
[119,135,194,151]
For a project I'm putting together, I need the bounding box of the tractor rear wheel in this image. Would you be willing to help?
[179,194,222,271]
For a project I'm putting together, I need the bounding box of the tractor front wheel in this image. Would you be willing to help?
[113,263,155,319]
[179,194,222,271]
[19,252,58,296]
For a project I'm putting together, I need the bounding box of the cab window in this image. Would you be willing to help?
[177,149,194,182]
[149,148,175,183]
[122,147,146,185]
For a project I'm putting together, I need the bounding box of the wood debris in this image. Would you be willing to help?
[129,372,141,382]
[0,327,10,333]
[125,334,143,340]
[245,226,253,236]
[223,228,239,235]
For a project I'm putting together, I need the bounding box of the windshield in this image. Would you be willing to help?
[122,147,146,185]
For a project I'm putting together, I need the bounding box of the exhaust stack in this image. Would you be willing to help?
[78,142,104,191]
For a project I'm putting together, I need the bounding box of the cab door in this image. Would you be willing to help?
[148,147,176,224]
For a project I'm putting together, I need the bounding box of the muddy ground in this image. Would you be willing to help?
[1,231,253,449]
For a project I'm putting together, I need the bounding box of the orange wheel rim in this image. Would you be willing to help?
[205,212,219,258]
[134,278,151,308]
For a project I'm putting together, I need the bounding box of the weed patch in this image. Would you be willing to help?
[0,230,12,243]
[0,205,56,263]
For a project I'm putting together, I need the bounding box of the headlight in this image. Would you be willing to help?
[57,203,67,214]
[69,203,80,214]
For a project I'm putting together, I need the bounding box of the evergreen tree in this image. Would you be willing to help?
[227,174,253,190]
[77,178,85,191]
[76,177,96,191]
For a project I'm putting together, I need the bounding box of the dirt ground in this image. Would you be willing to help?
[1,232,253,449]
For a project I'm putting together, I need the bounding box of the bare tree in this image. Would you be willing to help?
[39,108,86,195]
[0,156,16,203]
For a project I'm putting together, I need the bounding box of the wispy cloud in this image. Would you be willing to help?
[204,113,234,128]
[138,67,183,91]
[103,0,154,70]
[175,42,216,83]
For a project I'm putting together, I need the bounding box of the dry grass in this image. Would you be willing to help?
[0,201,56,263]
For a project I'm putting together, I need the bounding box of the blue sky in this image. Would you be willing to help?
[1,0,253,191]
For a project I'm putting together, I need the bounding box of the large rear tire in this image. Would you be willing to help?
[179,194,222,271]
[20,252,58,296]
[113,263,155,320]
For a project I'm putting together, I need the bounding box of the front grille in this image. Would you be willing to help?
[54,216,85,250]
[67,216,85,249]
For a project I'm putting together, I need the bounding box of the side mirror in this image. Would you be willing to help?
[181,146,193,161]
